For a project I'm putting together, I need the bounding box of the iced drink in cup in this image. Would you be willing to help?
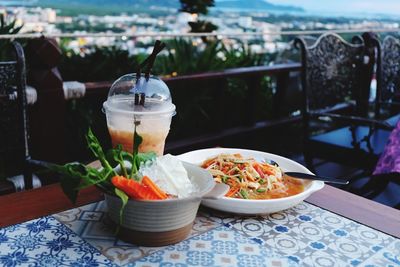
[103,74,176,156]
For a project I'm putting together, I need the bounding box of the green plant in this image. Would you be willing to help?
[223,43,266,68]
[179,0,217,42]
[188,20,217,33]
[59,45,147,82]
[51,128,156,227]
[0,14,23,60]
[154,39,225,76]
[59,39,279,159]
[59,39,273,80]
[179,0,215,14]
[0,14,23,35]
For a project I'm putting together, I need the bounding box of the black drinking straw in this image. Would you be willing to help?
[135,40,166,84]
[134,40,166,105]
[132,41,166,153]
[144,41,166,81]
[134,92,140,105]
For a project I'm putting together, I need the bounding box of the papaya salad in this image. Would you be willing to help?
[201,154,304,200]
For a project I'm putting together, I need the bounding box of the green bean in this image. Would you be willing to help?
[240,189,249,199]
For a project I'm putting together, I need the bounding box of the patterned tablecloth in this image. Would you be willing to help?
[1,200,399,267]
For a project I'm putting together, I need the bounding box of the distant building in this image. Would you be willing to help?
[238,16,252,28]
[42,8,56,23]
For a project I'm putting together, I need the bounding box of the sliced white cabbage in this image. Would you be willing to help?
[139,154,196,198]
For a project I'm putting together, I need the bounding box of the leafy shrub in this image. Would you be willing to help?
[59,46,147,82]
[0,14,23,60]
[58,39,279,160]
[59,38,271,80]
[154,39,225,75]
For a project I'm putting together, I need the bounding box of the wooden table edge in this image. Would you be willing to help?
[1,183,399,238]
[305,185,400,238]
[0,184,104,228]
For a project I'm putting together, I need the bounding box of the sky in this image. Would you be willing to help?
[268,0,400,16]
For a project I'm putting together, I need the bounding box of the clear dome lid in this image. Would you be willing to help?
[103,73,175,115]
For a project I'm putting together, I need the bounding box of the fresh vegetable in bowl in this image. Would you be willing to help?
[50,127,196,227]
[112,175,168,200]
[50,128,155,202]
[49,128,216,246]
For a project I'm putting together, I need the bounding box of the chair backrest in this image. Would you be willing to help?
[294,33,367,115]
[0,42,29,180]
[375,35,400,117]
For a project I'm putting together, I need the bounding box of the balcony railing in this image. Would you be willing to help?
[83,63,302,155]
[26,58,305,162]
[2,28,400,39]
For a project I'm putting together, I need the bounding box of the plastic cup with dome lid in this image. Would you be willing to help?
[103,41,175,155]
[103,74,175,155]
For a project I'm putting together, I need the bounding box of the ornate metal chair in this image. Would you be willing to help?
[345,34,400,205]
[375,35,400,126]
[294,33,392,174]
[0,42,44,193]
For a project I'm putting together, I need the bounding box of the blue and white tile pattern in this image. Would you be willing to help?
[1,200,398,267]
[0,216,114,267]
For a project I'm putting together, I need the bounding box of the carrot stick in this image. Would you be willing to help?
[112,175,140,199]
[225,186,240,197]
[260,164,276,176]
[202,159,216,168]
[246,171,256,182]
[111,175,161,200]
[142,176,168,199]
[253,163,265,178]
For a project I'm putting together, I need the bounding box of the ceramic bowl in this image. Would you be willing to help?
[105,162,215,246]
[177,148,324,215]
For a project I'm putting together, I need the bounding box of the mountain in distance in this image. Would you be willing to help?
[35,0,304,13]
[216,0,304,12]
[36,0,178,8]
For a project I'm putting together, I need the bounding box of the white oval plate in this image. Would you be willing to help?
[177,148,324,214]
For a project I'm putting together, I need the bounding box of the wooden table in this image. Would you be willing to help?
[1,183,399,238]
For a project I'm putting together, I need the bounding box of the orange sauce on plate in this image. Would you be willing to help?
[248,176,304,200]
